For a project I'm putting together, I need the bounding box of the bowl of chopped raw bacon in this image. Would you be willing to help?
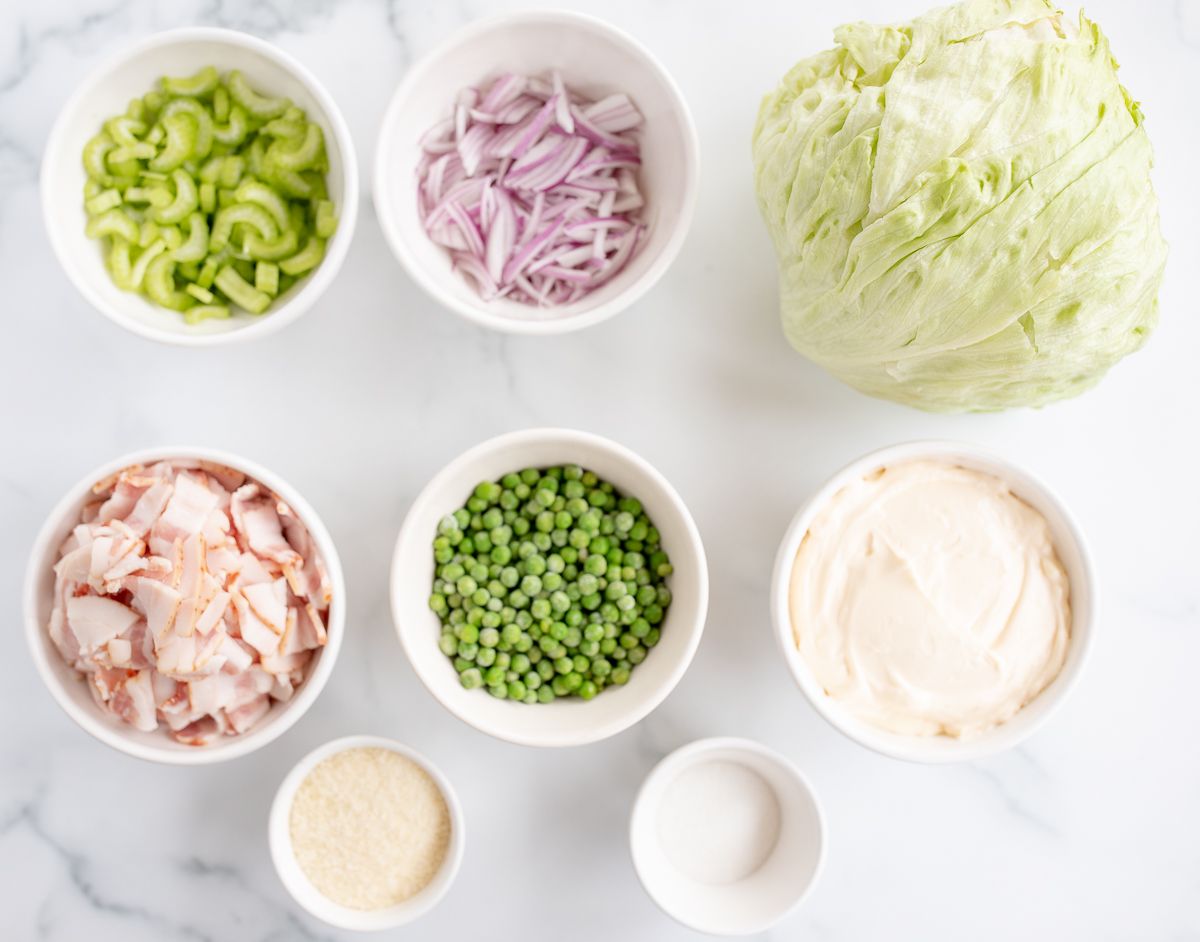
[23,446,345,764]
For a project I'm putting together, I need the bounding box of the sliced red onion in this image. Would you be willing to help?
[416,70,647,310]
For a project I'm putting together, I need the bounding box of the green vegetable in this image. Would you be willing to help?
[752,0,1167,412]
[430,466,672,703]
[81,66,337,322]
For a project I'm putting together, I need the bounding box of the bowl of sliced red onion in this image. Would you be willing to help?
[373,10,699,334]
[23,447,345,764]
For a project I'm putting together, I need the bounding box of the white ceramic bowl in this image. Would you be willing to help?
[373,11,700,335]
[629,737,826,936]
[41,27,359,346]
[391,428,708,746]
[269,735,465,931]
[771,440,1097,764]
[23,446,345,764]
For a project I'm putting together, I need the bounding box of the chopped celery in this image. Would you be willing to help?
[244,230,298,261]
[214,265,270,314]
[196,258,219,289]
[314,200,337,239]
[172,212,209,263]
[186,282,215,304]
[144,254,191,310]
[212,86,230,123]
[129,239,167,289]
[234,179,289,230]
[151,169,199,225]
[210,203,278,252]
[227,70,290,119]
[82,66,332,322]
[268,122,323,171]
[279,236,325,276]
[183,304,231,324]
[85,208,139,243]
[213,106,249,147]
[85,189,122,215]
[149,112,197,172]
[161,66,219,99]
[218,156,245,188]
[255,261,279,295]
[138,221,161,248]
[162,98,214,160]
[124,186,171,207]
[109,142,155,163]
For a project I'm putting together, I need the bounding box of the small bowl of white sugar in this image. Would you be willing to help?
[629,737,825,936]
[269,735,464,930]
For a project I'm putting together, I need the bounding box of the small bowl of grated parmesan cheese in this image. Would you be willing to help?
[268,735,465,930]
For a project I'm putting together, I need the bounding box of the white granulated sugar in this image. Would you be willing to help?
[289,747,451,910]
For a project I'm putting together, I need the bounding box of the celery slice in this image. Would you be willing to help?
[149,112,197,172]
[212,106,249,147]
[145,254,191,310]
[210,203,278,252]
[215,265,270,314]
[196,257,219,289]
[244,230,298,261]
[212,86,230,123]
[199,182,216,214]
[85,189,122,215]
[85,208,139,243]
[185,283,215,304]
[129,239,167,289]
[183,304,231,324]
[161,66,219,98]
[227,70,290,119]
[268,122,323,171]
[83,133,115,180]
[151,169,199,225]
[219,156,245,188]
[172,212,209,263]
[162,98,214,160]
[279,236,325,276]
[255,261,279,295]
[314,200,337,239]
[235,179,290,230]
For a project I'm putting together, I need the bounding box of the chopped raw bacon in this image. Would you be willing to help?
[47,462,332,746]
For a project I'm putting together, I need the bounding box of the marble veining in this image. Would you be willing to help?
[2,0,1198,939]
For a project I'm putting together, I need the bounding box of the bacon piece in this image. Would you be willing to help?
[172,715,220,746]
[226,695,270,734]
[153,473,220,545]
[66,596,139,651]
[123,482,173,536]
[110,669,157,732]
[231,485,302,568]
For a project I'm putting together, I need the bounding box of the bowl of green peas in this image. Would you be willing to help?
[391,428,709,747]
[41,27,358,345]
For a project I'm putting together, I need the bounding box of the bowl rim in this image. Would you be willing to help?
[372,9,701,336]
[40,26,360,348]
[22,444,346,765]
[628,735,827,936]
[267,734,466,930]
[769,439,1098,764]
[390,426,709,747]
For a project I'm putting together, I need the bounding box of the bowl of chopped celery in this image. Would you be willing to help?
[41,27,358,345]
[391,428,709,747]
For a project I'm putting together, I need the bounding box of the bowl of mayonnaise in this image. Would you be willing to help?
[770,440,1096,763]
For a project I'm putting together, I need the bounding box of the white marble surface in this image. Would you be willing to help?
[2,0,1198,938]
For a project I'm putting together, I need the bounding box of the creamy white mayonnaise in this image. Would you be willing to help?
[789,460,1070,738]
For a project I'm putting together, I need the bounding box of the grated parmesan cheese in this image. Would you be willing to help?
[289,746,451,910]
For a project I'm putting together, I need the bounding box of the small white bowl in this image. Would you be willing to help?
[41,27,359,346]
[23,446,346,764]
[629,737,826,936]
[391,428,708,747]
[771,440,1097,764]
[373,11,700,335]
[268,735,465,931]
